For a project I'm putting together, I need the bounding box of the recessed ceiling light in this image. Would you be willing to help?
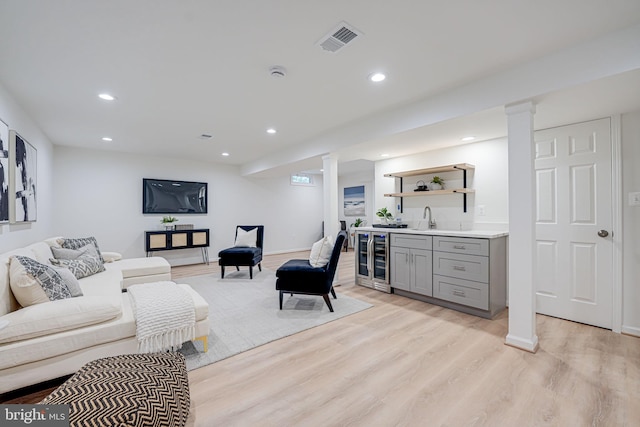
[461,136,475,141]
[221,152,230,157]
[266,128,277,134]
[98,93,116,101]
[320,169,324,172]
[198,134,213,140]
[369,72,386,82]
[101,137,112,142]
[380,153,389,157]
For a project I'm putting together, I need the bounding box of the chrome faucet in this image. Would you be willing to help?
[423,206,437,229]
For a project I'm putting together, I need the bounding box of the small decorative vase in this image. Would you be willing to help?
[430,183,443,191]
[164,224,175,231]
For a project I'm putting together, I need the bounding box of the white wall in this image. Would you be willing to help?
[53,147,324,265]
[374,138,509,230]
[621,110,640,335]
[339,170,375,242]
[0,84,55,252]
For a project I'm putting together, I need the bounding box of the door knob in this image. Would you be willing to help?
[597,230,609,238]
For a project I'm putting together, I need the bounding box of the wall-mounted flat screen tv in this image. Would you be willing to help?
[143,178,208,214]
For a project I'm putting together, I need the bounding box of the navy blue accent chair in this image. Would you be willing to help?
[275,232,347,312]
[218,225,264,279]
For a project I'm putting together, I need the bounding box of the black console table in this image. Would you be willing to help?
[145,229,210,265]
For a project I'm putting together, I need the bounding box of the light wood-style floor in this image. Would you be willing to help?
[176,250,640,427]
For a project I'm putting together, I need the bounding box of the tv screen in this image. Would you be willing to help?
[143,178,207,214]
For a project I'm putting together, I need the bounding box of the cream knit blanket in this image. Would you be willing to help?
[128,281,196,353]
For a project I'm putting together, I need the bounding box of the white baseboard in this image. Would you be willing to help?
[264,247,312,256]
[505,333,539,353]
[621,325,640,338]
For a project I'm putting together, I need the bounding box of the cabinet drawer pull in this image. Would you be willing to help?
[453,265,466,271]
[452,290,466,297]
[453,245,466,249]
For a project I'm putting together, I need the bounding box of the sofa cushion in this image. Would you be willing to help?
[0,294,122,344]
[106,257,171,279]
[60,236,105,264]
[10,256,73,306]
[25,242,55,265]
[51,255,105,279]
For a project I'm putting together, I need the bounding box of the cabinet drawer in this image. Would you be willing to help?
[390,234,432,250]
[433,275,489,310]
[433,251,488,283]
[432,236,488,256]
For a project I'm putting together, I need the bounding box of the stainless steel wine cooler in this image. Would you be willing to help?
[355,231,390,293]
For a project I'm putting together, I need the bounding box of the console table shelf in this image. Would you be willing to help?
[145,229,210,265]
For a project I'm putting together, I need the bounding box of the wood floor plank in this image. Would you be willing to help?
[176,250,640,427]
[5,248,638,427]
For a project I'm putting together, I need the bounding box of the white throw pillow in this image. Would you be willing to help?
[9,256,74,307]
[234,227,258,247]
[309,236,334,268]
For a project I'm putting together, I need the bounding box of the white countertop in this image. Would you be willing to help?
[355,226,508,239]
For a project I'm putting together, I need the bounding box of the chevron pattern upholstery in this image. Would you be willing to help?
[40,352,190,427]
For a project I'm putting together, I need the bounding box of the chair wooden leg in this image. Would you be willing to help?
[258,263,262,271]
[279,291,283,310]
[322,294,334,312]
[250,266,253,279]
[330,287,336,299]
[236,266,240,271]
[221,266,225,279]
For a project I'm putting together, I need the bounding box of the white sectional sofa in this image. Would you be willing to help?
[0,237,210,394]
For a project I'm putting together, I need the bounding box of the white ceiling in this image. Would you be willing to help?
[0,1,639,176]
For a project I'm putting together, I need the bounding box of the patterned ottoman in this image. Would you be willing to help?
[40,352,190,427]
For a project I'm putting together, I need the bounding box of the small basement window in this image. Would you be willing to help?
[291,173,314,186]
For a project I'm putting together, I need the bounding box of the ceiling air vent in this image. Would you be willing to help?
[316,21,362,53]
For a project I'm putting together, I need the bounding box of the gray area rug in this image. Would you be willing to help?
[178,269,372,371]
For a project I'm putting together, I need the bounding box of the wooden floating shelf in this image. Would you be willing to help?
[384,163,475,178]
[384,188,475,197]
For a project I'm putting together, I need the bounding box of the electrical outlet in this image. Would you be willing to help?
[629,192,640,207]
[478,205,486,216]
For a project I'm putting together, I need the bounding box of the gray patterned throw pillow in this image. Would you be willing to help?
[14,256,73,301]
[60,237,105,264]
[50,255,105,279]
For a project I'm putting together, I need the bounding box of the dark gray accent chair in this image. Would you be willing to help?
[275,232,347,312]
[218,225,264,279]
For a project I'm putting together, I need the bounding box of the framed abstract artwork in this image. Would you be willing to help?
[0,119,8,223]
[10,130,37,222]
[344,185,365,216]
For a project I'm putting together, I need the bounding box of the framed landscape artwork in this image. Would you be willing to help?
[10,130,37,222]
[0,119,8,223]
[344,185,365,216]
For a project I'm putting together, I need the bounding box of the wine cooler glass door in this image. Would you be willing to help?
[357,232,370,277]
[373,233,388,282]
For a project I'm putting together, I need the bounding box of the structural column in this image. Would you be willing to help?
[505,100,539,353]
[322,153,340,240]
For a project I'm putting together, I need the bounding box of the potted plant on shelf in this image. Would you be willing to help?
[430,176,445,190]
[161,216,178,230]
[376,207,393,224]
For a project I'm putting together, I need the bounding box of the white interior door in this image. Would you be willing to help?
[534,118,613,329]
